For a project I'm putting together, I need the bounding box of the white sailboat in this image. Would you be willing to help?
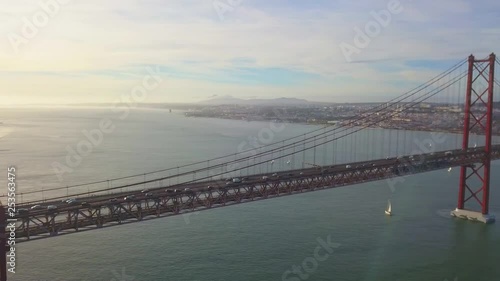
[385,200,392,216]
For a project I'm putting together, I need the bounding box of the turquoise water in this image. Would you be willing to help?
[0,107,499,281]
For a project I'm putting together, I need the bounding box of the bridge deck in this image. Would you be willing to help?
[11,146,500,242]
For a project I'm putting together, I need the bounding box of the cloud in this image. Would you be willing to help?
[0,0,499,104]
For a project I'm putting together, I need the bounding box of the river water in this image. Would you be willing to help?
[0,106,499,281]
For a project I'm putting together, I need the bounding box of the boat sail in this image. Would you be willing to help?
[385,200,392,216]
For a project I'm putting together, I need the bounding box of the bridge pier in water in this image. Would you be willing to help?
[451,53,496,224]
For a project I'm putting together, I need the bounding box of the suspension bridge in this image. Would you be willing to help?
[2,54,500,248]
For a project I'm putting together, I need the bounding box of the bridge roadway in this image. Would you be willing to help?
[12,145,500,241]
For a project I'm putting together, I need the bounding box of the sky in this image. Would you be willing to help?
[0,0,499,105]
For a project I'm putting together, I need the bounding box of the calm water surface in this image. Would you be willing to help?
[0,107,499,281]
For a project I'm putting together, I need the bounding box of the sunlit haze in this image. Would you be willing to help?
[3,1,500,280]
[2,0,499,105]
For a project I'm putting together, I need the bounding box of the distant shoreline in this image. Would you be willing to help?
[183,114,497,137]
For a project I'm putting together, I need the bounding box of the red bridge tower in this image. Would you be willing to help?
[452,53,496,223]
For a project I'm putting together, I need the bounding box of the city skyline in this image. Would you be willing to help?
[1,0,500,105]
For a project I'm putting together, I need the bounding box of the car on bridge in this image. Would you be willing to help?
[30,205,43,210]
[124,195,136,201]
[16,208,29,216]
[66,199,79,205]
[47,205,58,212]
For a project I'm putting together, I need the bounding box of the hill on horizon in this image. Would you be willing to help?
[198,96,311,106]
